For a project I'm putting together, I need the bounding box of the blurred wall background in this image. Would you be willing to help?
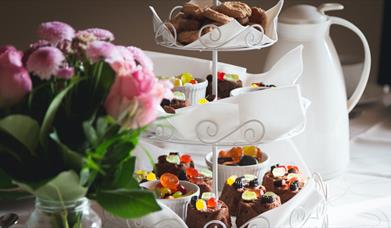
[0,0,384,84]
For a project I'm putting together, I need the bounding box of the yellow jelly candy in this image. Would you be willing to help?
[196,199,207,211]
[251,83,258,88]
[226,175,237,186]
[172,78,182,87]
[147,172,157,181]
[181,72,193,84]
[135,170,146,175]
[244,146,258,157]
[198,98,209,105]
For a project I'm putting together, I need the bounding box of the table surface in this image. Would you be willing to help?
[1,96,391,228]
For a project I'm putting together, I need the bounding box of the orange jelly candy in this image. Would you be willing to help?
[229,147,244,161]
[186,167,199,178]
[180,154,192,164]
[160,173,179,191]
[218,150,229,158]
[207,197,218,208]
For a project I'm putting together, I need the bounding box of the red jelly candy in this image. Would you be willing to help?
[186,167,199,178]
[189,79,197,84]
[160,173,179,191]
[180,154,192,164]
[207,197,218,208]
[218,71,225,81]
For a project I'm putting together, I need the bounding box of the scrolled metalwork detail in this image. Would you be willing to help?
[198,24,223,48]
[242,216,270,228]
[155,22,177,47]
[195,119,265,145]
[169,5,183,20]
[204,220,227,228]
[148,123,175,141]
[290,206,308,227]
[245,24,265,47]
[313,172,328,200]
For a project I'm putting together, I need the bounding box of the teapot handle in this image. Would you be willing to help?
[330,16,371,112]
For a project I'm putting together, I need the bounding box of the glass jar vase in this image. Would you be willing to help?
[27,197,101,228]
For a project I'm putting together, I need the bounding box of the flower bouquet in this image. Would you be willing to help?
[0,21,172,227]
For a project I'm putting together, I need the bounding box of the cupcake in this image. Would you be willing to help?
[206,72,243,99]
[186,167,213,196]
[262,164,305,203]
[155,152,195,180]
[220,174,265,216]
[236,191,281,227]
[161,91,189,114]
[186,192,232,228]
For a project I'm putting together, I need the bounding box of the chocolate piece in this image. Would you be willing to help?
[206,74,243,99]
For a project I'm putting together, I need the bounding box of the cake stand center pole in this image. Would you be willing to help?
[212,50,218,99]
[212,143,219,198]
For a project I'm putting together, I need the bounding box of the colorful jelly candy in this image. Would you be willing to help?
[201,192,215,200]
[146,172,156,181]
[239,155,258,166]
[189,79,198,84]
[196,199,207,211]
[229,147,244,162]
[198,98,209,105]
[199,168,213,178]
[287,165,299,174]
[181,72,193,84]
[242,190,257,201]
[177,184,187,195]
[226,175,237,186]
[160,173,179,191]
[173,191,183,198]
[207,197,218,208]
[223,73,240,81]
[166,155,180,165]
[243,146,258,157]
[159,187,171,198]
[186,167,199,178]
[218,71,225,81]
[172,78,182,87]
[180,154,192,164]
[272,167,286,177]
[173,91,186,101]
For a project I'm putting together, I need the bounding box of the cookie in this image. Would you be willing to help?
[249,7,268,30]
[215,1,252,19]
[178,30,200,45]
[182,3,204,20]
[170,12,200,33]
[202,7,234,25]
[237,16,249,26]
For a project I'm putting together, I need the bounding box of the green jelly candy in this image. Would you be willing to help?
[173,191,183,198]
[223,74,240,81]
[242,190,257,201]
[173,91,186,101]
[199,168,213,178]
[201,192,215,200]
[166,155,180,164]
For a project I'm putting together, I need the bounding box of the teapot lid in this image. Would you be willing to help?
[279,3,344,24]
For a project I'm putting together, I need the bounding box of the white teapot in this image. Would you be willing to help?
[265,3,371,179]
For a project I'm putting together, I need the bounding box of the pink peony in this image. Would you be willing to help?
[0,46,32,107]
[127,46,153,72]
[37,21,75,45]
[109,46,137,76]
[85,41,121,63]
[26,47,65,80]
[56,66,74,79]
[83,28,115,41]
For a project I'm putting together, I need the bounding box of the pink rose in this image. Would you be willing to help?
[0,46,32,107]
[26,46,65,80]
[37,21,75,45]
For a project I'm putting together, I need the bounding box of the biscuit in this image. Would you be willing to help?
[249,7,268,30]
[169,12,200,33]
[178,30,200,45]
[237,16,249,26]
[215,1,252,19]
[202,7,234,25]
[182,3,204,20]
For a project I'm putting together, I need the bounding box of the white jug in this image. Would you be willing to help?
[265,3,371,180]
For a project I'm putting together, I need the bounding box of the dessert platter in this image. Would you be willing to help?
[111,0,328,227]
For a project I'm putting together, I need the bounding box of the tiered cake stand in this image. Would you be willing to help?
[144,1,328,227]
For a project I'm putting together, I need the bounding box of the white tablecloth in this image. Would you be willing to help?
[1,98,391,228]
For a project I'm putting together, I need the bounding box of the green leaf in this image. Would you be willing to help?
[0,115,40,155]
[50,133,83,171]
[112,157,137,189]
[83,121,98,148]
[96,189,161,219]
[16,170,87,201]
[0,168,14,189]
[40,80,79,147]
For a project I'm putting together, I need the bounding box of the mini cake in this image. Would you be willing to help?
[206,72,242,99]
[186,193,232,228]
[262,164,305,203]
[161,91,189,114]
[152,173,195,199]
[155,153,195,180]
[220,174,265,216]
[236,191,281,227]
[186,167,213,195]
[218,146,263,166]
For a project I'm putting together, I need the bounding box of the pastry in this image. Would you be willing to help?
[170,12,201,33]
[249,7,268,30]
[182,2,204,20]
[237,16,250,26]
[186,194,232,228]
[206,71,243,99]
[186,167,213,196]
[262,164,305,203]
[154,152,195,179]
[215,1,252,19]
[161,91,189,114]
[202,7,234,25]
[236,191,281,227]
[178,30,200,45]
[220,174,265,216]
[150,173,196,199]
